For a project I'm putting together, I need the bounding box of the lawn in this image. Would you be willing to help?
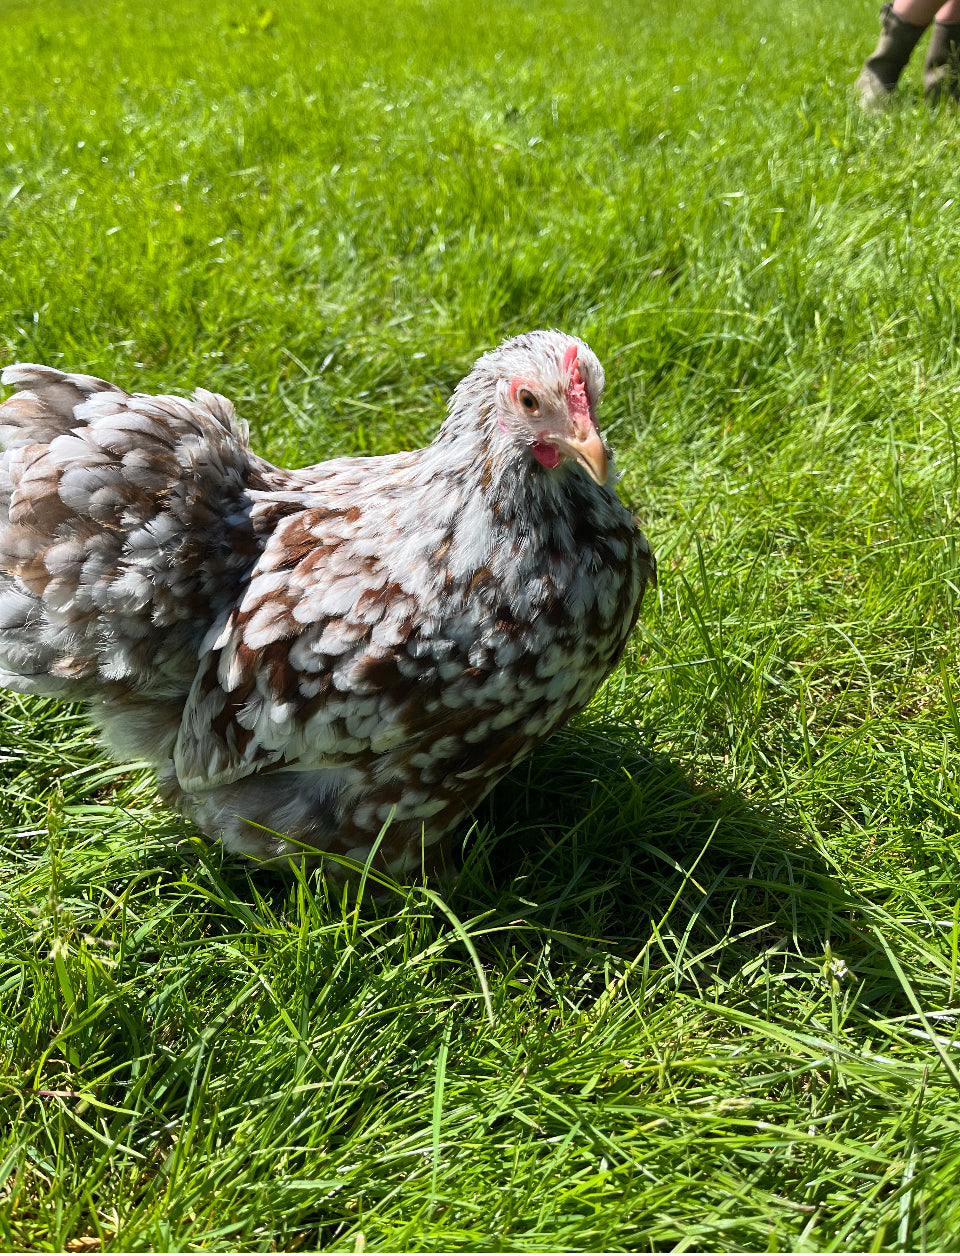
[2,0,960,1248]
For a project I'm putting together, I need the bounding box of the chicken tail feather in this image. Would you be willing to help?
[0,365,266,709]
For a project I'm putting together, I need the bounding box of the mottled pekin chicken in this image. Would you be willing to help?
[0,331,656,879]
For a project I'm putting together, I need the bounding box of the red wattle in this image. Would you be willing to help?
[531,441,561,469]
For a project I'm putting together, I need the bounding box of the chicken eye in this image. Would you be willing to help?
[517,388,539,414]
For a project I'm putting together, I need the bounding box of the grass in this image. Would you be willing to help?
[2,0,960,1247]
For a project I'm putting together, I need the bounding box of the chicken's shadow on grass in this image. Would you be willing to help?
[450,720,857,983]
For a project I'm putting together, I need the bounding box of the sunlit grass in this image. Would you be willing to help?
[3,0,960,1249]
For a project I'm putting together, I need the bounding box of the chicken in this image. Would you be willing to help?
[0,331,656,879]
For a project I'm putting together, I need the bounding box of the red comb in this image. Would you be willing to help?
[562,343,581,384]
[562,343,596,430]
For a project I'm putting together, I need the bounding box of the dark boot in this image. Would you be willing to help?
[855,3,928,108]
[924,20,960,104]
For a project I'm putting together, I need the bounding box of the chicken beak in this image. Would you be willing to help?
[554,426,609,486]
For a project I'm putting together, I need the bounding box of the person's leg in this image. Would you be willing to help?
[856,2,934,106]
[925,0,960,101]
[892,0,942,21]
